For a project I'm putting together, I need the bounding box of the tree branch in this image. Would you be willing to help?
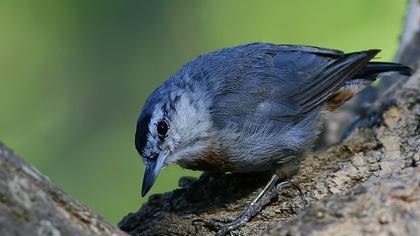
[0,144,127,236]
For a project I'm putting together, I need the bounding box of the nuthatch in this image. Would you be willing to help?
[135,43,412,235]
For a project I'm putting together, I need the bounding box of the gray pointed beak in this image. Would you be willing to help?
[141,152,167,196]
[141,160,157,196]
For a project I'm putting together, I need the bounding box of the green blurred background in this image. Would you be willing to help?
[0,0,407,224]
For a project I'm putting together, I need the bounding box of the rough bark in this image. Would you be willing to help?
[0,144,127,236]
[119,1,420,235]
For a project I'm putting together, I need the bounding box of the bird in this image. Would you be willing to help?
[134,43,412,235]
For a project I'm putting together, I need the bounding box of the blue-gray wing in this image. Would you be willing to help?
[206,43,378,129]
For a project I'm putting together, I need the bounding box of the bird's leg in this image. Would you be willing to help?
[194,174,298,236]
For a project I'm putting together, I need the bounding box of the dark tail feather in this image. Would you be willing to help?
[357,62,413,78]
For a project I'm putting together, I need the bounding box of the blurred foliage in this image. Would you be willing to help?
[0,0,407,224]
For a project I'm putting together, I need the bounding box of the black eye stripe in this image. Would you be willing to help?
[156,120,169,138]
[135,111,152,155]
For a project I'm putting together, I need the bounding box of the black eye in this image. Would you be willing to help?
[156,120,168,138]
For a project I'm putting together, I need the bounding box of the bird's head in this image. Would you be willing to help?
[135,82,213,196]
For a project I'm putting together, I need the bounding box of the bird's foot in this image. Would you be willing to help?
[193,217,237,236]
[194,215,249,236]
[193,176,299,236]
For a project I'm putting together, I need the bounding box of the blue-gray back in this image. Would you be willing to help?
[170,43,344,130]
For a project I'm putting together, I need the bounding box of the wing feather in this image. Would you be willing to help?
[290,49,380,113]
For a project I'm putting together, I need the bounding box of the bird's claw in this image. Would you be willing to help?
[193,216,234,227]
[193,217,243,235]
[192,178,305,235]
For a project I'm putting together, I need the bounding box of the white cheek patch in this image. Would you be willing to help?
[165,94,213,163]
[142,93,214,165]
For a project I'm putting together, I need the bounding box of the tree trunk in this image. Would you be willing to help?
[1,1,419,236]
[0,143,127,236]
